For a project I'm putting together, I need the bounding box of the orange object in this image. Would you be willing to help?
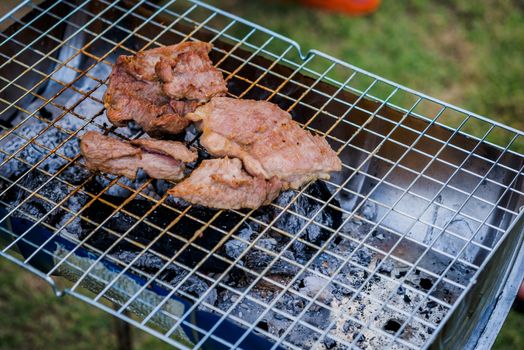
[301,0,381,15]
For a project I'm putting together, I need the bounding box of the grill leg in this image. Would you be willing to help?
[113,304,133,350]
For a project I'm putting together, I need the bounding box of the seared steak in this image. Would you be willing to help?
[154,42,227,100]
[104,42,226,137]
[169,158,282,209]
[187,97,342,189]
[104,55,190,137]
[80,131,197,180]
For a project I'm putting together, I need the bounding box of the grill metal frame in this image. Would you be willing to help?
[0,1,523,349]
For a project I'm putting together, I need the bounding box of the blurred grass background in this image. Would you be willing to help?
[1,0,523,349]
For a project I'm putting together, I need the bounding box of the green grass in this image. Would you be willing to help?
[494,309,524,349]
[1,0,524,349]
[0,259,171,350]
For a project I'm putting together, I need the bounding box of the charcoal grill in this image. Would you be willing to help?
[1,1,523,349]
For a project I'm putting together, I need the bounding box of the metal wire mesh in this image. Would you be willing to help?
[0,0,523,349]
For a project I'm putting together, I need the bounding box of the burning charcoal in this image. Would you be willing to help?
[343,320,352,333]
[225,239,248,260]
[224,230,251,260]
[81,194,230,274]
[114,250,166,269]
[274,181,342,257]
[270,252,300,276]
[371,229,385,241]
[153,179,174,196]
[323,337,337,349]
[342,319,363,338]
[351,246,372,267]
[256,237,277,251]
[93,173,159,199]
[395,268,409,279]
[0,99,91,179]
[256,320,269,332]
[355,334,366,343]
[266,311,291,340]
[335,264,370,290]
[244,249,299,276]
[0,124,47,178]
[332,285,353,300]
[180,276,217,306]
[113,251,187,283]
[427,300,438,309]
[302,303,331,329]
[243,249,274,270]
[291,240,308,263]
[231,298,266,324]
[224,268,251,288]
[7,171,85,236]
[273,311,285,320]
[312,253,341,277]
[283,294,306,315]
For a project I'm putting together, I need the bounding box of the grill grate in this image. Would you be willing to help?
[1,1,524,349]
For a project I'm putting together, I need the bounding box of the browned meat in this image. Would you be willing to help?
[169,158,282,209]
[154,42,227,100]
[104,55,190,137]
[104,42,226,137]
[187,97,342,189]
[80,131,197,180]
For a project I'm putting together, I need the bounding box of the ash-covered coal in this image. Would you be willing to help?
[0,109,88,181]
[0,108,91,237]
[274,182,343,264]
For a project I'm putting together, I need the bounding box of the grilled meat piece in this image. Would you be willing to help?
[187,97,342,189]
[80,131,197,180]
[104,55,190,137]
[169,158,282,209]
[104,42,226,137]
[154,42,228,100]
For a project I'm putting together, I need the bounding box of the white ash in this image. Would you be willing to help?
[93,172,161,200]
[299,276,334,304]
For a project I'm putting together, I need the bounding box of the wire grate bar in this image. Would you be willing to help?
[0,160,468,314]
[387,150,524,348]
[0,101,512,266]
